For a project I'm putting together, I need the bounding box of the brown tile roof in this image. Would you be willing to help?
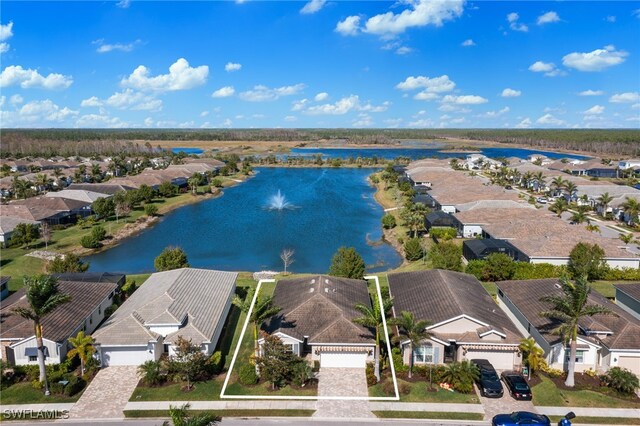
[615,283,640,303]
[263,275,375,345]
[388,270,522,344]
[12,196,90,211]
[496,278,640,350]
[0,280,117,343]
[453,207,541,225]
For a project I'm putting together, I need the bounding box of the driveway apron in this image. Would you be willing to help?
[476,383,537,421]
[313,367,374,418]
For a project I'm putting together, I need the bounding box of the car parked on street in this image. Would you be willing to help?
[492,411,551,426]
[501,371,533,400]
[471,359,503,398]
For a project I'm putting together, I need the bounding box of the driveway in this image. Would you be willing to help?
[476,383,537,421]
[70,366,140,420]
[313,367,374,419]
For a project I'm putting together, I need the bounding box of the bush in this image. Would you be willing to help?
[64,375,86,397]
[158,182,178,198]
[91,225,107,241]
[391,348,408,373]
[238,364,258,385]
[602,367,639,395]
[604,267,640,281]
[47,253,90,273]
[398,382,411,395]
[154,246,190,272]
[404,237,424,261]
[328,246,365,279]
[122,279,137,297]
[381,214,396,229]
[138,360,163,387]
[428,241,463,272]
[542,365,565,378]
[382,379,396,395]
[144,204,159,217]
[207,352,223,375]
[80,234,101,249]
[513,262,566,280]
[210,178,223,188]
[365,363,377,387]
[465,260,485,280]
[480,253,516,282]
[429,227,457,241]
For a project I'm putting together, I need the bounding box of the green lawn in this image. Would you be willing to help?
[0,381,83,404]
[124,409,315,418]
[369,378,480,404]
[373,411,483,420]
[130,377,225,401]
[548,416,640,425]
[532,375,639,408]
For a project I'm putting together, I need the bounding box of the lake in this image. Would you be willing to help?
[86,168,402,274]
[171,147,204,154]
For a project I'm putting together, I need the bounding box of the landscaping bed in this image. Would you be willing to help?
[531,374,639,408]
[369,373,479,404]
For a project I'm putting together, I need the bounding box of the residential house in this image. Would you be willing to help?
[45,189,110,204]
[67,183,135,195]
[388,270,523,370]
[0,280,117,365]
[452,206,534,239]
[496,278,640,376]
[4,197,92,225]
[260,275,376,368]
[615,284,640,321]
[0,216,40,246]
[619,159,640,170]
[462,239,523,262]
[424,211,456,232]
[51,272,126,289]
[93,268,236,366]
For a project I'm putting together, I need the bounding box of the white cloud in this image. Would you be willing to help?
[9,94,23,105]
[106,89,162,111]
[441,94,488,105]
[178,121,195,128]
[304,95,388,115]
[408,118,433,127]
[18,99,78,123]
[0,96,4,108]
[501,88,521,97]
[284,115,297,122]
[200,110,209,117]
[121,58,208,92]
[353,113,374,127]
[480,107,510,118]
[606,16,616,23]
[0,43,9,54]
[537,11,560,25]
[335,16,361,36]
[384,118,403,128]
[528,61,564,77]
[515,117,532,128]
[337,0,464,38]
[239,83,305,102]
[0,21,13,41]
[225,62,242,72]
[414,92,440,101]
[438,103,470,113]
[583,105,605,115]
[314,92,329,102]
[116,0,130,8]
[76,113,127,128]
[396,75,455,93]
[292,98,309,111]
[0,65,73,90]
[93,39,141,53]
[461,39,475,47]
[609,92,640,103]
[144,117,154,127]
[81,96,103,107]
[507,12,528,32]
[578,89,604,96]
[632,103,640,110]
[211,86,235,98]
[300,0,327,15]
[536,113,565,126]
[396,46,412,55]
[562,45,628,72]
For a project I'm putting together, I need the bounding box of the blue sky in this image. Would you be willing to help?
[1,0,639,129]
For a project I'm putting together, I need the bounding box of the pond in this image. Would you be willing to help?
[86,168,402,274]
[171,147,204,155]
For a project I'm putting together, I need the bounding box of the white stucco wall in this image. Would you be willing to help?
[10,337,63,366]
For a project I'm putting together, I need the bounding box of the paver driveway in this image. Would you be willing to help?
[476,383,537,421]
[70,366,140,420]
[313,367,374,419]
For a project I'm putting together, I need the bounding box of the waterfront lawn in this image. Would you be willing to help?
[373,411,483,420]
[369,378,479,404]
[531,375,639,408]
[0,381,83,404]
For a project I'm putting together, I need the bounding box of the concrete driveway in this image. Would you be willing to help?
[313,367,374,419]
[475,383,537,421]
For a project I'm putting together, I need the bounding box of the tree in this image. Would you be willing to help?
[564,181,578,199]
[540,276,615,387]
[428,241,462,272]
[381,214,396,229]
[11,275,71,395]
[115,200,131,223]
[80,234,101,249]
[255,333,297,389]
[621,197,640,227]
[279,248,295,275]
[483,253,515,282]
[518,337,546,380]
[40,222,52,249]
[403,237,424,261]
[328,246,366,279]
[570,211,588,225]
[91,225,107,241]
[550,177,566,196]
[144,203,159,217]
[440,361,480,393]
[171,337,208,390]
[596,192,613,217]
[162,403,220,426]
[139,360,163,387]
[388,311,431,379]
[158,181,179,198]
[67,331,96,376]
[11,223,40,249]
[47,254,90,273]
[232,289,280,356]
[549,198,568,218]
[353,293,393,381]
[137,184,155,204]
[620,233,634,244]
[92,197,115,220]
[188,174,201,195]
[154,246,190,271]
[568,242,607,281]
[12,177,32,199]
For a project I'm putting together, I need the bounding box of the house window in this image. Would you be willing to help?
[414,344,434,363]
[566,350,586,363]
[284,343,295,354]
[28,356,38,362]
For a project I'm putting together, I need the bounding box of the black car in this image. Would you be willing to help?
[501,371,533,400]
[471,359,503,398]
[492,411,550,426]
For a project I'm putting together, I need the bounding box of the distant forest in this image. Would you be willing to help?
[1,128,638,157]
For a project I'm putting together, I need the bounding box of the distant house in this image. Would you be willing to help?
[424,211,456,232]
[51,272,126,289]
[93,268,236,366]
[619,159,640,170]
[615,284,640,321]
[45,189,110,204]
[0,280,117,366]
[4,197,92,225]
[260,275,375,369]
[389,270,523,370]
[496,278,640,377]
[0,276,9,301]
[0,216,40,247]
[462,239,522,262]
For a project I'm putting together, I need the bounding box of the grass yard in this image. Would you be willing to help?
[0,381,83,404]
[130,377,225,401]
[369,378,480,404]
[547,416,640,425]
[124,409,315,418]
[373,411,483,420]
[532,375,639,408]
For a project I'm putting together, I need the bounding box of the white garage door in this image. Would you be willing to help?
[617,357,640,376]
[320,352,367,368]
[100,347,149,366]
[466,350,515,371]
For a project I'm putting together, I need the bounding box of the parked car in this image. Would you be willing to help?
[471,359,503,398]
[501,371,532,400]
[492,411,550,426]
[536,197,548,204]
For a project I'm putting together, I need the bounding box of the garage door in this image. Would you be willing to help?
[320,352,367,368]
[617,357,640,376]
[100,347,149,366]
[466,350,515,371]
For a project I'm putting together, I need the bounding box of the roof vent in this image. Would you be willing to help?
[309,288,314,293]
[324,288,329,293]
[325,279,329,284]
[311,279,315,284]
[554,283,562,289]
[332,288,337,293]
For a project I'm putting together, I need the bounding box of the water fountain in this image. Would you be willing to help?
[267,189,293,210]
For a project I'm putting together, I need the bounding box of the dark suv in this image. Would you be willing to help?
[471,359,503,398]
[501,371,532,400]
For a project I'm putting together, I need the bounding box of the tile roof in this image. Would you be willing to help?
[496,278,640,350]
[615,283,640,303]
[0,216,40,234]
[67,183,135,194]
[45,189,109,203]
[263,275,375,345]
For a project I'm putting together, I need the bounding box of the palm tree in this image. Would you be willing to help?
[550,177,566,196]
[162,403,220,426]
[518,337,546,380]
[549,198,568,218]
[440,361,479,393]
[619,233,634,244]
[187,175,200,195]
[12,176,31,199]
[35,173,52,194]
[67,331,96,376]
[521,172,534,190]
[621,197,640,227]
[570,211,588,225]
[353,293,394,381]
[389,311,431,379]
[540,276,615,387]
[564,181,578,201]
[534,172,546,193]
[11,275,71,395]
[232,289,280,356]
[596,192,614,217]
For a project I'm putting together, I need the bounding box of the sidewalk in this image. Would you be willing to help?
[369,402,484,413]
[538,406,640,418]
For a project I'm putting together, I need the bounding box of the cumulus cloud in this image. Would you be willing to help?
[121,58,208,92]
[528,61,564,77]
[537,11,560,25]
[93,38,142,53]
[0,21,13,53]
[292,98,309,111]
[536,113,565,126]
[239,84,305,102]
[461,39,475,47]
[81,96,103,107]
[441,94,488,105]
[0,65,73,89]
[578,89,604,96]
[211,86,235,98]
[583,105,605,115]
[76,113,127,128]
[336,0,464,37]
[2,99,79,126]
[515,117,532,128]
[396,75,455,93]
[353,113,374,127]
[605,16,616,23]
[507,12,528,32]
[10,94,23,104]
[480,107,510,118]
[116,0,131,8]
[105,89,162,111]
[303,95,388,115]
[300,0,327,15]
[562,45,628,72]
[609,92,640,103]
[225,62,242,72]
[501,88,521,97]
[314,92,329,101]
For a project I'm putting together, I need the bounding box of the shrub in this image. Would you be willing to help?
[513,262,566,280]
[210,178,223,188]
[542,365,565,378]
[365,363,377,386]
[430,227,457,241]
[138,360,163,387]
[428,241,463,272]
[312,360,320,372]
[439,361,479,393]
[381,379,396,395]
[465,260,485,280]
[602,367,639,395]
[483,253,516,282]
[404,238,424,261]
[603,267,640,281]
[154,246,190,272]
[122,279,137,297]
[158,182,178,198]
[398,382,411,395]
[381,214,396,229]
[144,204,159,217]
[238,364,258,385]
[391,348,408,373]
[291,362,314,387]
[64,375,86,397]
[91,225,107,241]
[207,351,223,375]
[80,234,100,249]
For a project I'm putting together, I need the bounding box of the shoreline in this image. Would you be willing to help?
[369,174,409,267]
